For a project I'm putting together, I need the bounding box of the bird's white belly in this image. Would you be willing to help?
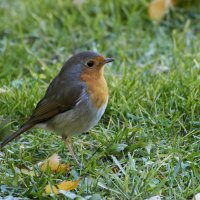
[45,97,108,138]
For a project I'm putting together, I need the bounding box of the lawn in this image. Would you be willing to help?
[0,0,200,199]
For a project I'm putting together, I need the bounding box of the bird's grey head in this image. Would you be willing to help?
[59,51,114,81]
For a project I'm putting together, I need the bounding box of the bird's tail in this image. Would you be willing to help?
[0,123,33,148]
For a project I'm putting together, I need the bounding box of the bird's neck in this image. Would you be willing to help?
[80,67,108,108]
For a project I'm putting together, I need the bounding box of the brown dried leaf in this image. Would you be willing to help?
[148,0,173,21]
[56,163,70,173]
[40,153,60,172]
[40,154,69,173]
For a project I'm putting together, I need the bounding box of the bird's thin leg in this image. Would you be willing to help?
[65,137,81,167]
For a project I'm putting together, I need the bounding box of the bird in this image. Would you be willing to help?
[0,51,114,166]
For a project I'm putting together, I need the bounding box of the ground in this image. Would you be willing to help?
[0,0,200,199]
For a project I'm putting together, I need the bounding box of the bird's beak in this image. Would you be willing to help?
[103,58,115,64]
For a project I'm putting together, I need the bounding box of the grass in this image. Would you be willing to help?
[0,0,200,199]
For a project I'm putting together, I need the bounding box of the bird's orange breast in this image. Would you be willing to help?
[80,67,108,108]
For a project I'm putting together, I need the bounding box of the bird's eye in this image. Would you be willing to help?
[87,60,94,67]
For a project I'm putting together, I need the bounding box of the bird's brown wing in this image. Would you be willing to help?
[28,82,85,125]
[0,81,85,148]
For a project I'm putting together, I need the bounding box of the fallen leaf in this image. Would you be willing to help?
[148,0,173,22]
[56,164,70,173]
[45,184,59,195]
[40,154,69,173]
[57,179,81,191]
[45,178,81,195]
[40,154,60,172]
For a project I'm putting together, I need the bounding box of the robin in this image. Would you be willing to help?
[0,51,114,166]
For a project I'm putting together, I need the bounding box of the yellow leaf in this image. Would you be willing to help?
[40,154,60,172]
[57,178,81,191]
[40,154,69,173]
[148,0,173,21]
[56,164,70,173]
[45,178,81,195]
[45,184,59,195]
